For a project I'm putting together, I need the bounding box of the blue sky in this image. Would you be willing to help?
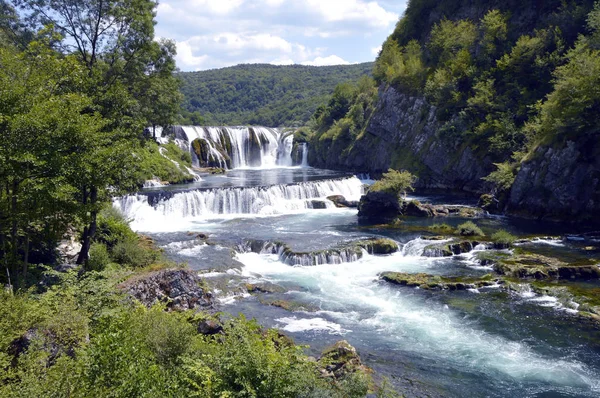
[155,0,408,71]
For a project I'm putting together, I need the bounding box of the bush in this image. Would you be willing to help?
[95,206,137,250]
[491,229,516,245]
[111,239,160,268]
[371,169,416,196]
[87,243,111,271]
[455,221,485,236]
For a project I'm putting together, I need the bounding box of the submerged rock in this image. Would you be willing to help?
[355,238,399,255]
[121,269,213,311]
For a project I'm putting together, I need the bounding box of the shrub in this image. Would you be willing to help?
[371,169,416,197]
[95,206,137,250]
[111,239,160,268]
[491,229,516,245]
[455,221,485,236]
[87,243,111,271]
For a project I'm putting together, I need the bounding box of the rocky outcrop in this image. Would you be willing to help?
[327,195,358,208]
[318,340,371,380]
[121,269,213,311]
[310,86,491,192]
[493,254,600,280]
[507,138,600,222]
[357,190,483,223]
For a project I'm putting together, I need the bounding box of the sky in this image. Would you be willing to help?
[154,0,408,71]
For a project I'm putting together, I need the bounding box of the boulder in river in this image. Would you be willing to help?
[327,195,359,208]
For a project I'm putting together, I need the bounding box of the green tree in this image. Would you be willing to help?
[12,0,182,265]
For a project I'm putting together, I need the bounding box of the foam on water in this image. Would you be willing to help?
[275,317,348,334]
[115,177,363,232]
[234,250,600,390]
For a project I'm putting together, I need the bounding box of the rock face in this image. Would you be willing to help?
[507,138,600,222]
[310,86,491,192]
[121,269,213,311]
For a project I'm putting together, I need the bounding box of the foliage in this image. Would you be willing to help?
[482,162,516,192]
[87,243,111,271]
[371,169,416,197]
[455,221,485,237]
[491,230,517,245]
[178,62,373,127]
[134,140,195,186]
[1,0,182,285]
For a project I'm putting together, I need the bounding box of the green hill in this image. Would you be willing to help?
[178,62,374,127]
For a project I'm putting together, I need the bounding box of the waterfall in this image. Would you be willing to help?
[115,176,364,230]
[301,143,309,167]
[167,125,297,169]
[240,240,364,266]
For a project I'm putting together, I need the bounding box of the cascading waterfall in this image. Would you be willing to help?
[240,240,364,266]
[115,176,364,231]
[301,143,309,167]
[166,125,297,169]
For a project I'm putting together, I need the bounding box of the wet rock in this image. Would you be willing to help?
[380,272,500,290]
[188,232,210,240]
[327,195,359,208]
[493,254,600,280]
[422,240,484,257]
[121,269,213,311]
[357,190,402,223]
[310,200,329,209]
[245,282,287,294]
[402,200,435,217]
[318,340,371,380]
[356,238,399,254]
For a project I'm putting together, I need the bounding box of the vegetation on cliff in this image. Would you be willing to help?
[308,0,600,217]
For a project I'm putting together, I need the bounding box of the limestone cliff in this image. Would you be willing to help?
[506,137,600,222]
[309,85,491,192]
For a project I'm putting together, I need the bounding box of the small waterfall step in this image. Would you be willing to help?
[115,176,364,222]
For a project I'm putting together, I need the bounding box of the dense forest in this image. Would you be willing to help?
[308,0,600,220]
[178,63,374,126]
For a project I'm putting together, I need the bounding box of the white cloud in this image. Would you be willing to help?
[304,0,398,27]
[156,0,405,70]
[302,55,350,66]
[371,45,382,56]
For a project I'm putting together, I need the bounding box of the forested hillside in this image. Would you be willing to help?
[309,0,600,222]
[178,63,373,126]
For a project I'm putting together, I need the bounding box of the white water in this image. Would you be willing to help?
[173,126,295,169]
[235,251,599,391]
[301,143,309,167]
[115,177,363,231]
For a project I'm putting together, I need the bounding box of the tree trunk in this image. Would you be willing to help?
[22,232,29,282]
[10,180,19,281]
[76,186,98,266]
